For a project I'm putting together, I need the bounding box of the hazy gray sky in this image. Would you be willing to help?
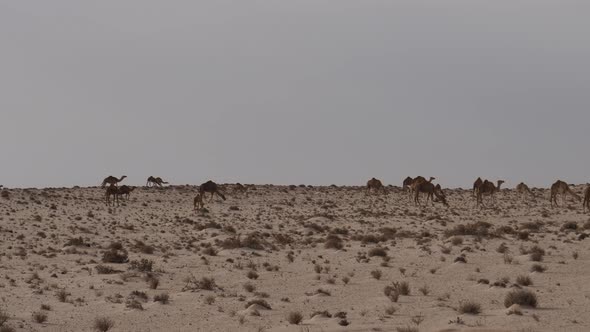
[1,1,589,188]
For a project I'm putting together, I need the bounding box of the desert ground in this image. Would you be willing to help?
[1,183,589,332]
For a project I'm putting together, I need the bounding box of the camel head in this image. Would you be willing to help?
[497,180,505,189]
[120,175,127,181]
[428,177,436,182]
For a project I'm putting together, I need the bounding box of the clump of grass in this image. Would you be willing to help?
[243,282,256,292]
[287,311,303,325]
[129,259,154,272]
[371,269,382,280]
[55,289,70,302]
[458,301,481,314]
[418,285,430,296]
[385,305,396,315]
[368,247,387,257]
[504,289,538,308]
[204,295,215,305]
[95,265,118,274]
[247,270,259,280]
[325,234,343,249]
[32,312,47,323]
[185,275,217,291]
[153,293,169,304]
[94,317,115,332]
[530,264,547,273]
[396,327,418,332]
[516,275,533,286]
[392,281,411,295]
[101,247,128,264]
[0,309,9,326]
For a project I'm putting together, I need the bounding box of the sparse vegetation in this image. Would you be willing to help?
[504,289,538,308]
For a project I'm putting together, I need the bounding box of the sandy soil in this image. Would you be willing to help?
[1,184,589,332]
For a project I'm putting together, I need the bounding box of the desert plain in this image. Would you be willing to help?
[1,183,589,332]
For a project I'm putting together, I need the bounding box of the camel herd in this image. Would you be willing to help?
[97,174,590,213]
[101,176,227,209]
[370,176,590,212]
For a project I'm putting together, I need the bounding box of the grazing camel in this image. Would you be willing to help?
[101,175,127,188]
[146,176,168,187]
[414,181,448,206]
[583,186,590,213]
[473,177,483,197]
[408,176,435,200]
[516,182,533,200]
[403,177,414,198]
[476,180,504,207]
[366,177,386,194]
[193,193,204,210]
[105,184,120,206]
[199,180,226,202]
[117,185,135,200]
[550,180,581,208]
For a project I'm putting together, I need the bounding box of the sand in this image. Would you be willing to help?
[0,184,589,332]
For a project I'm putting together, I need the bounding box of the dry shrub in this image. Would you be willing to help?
[325,234,343,249]
[504,289,538,308]
[444,222,493,238]
[458,301,481,314]
[94,317,115,332]
[287,311,303,325]
[368,247,387,257]
[153,293,169,304]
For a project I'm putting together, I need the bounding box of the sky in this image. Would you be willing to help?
[1,0,589,189]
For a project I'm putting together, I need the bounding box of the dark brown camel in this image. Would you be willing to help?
[366,177,386,194]
[477,180,504,207]
[105,184,120,206]
[101,175,127,188]
[550,180,581,208]
[473,177,483,197]
[117,185,135,200]
[147,176,168,187]
[199,181,226,202]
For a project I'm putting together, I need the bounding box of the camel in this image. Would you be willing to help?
[105,184,120,206]
[199,180,226,202]
[146,176,168,187]
[408,176,435,200]
[403,177,414,198]
[550,180,581,208]
[366,177,386,194]
[476,180,504,207]
[473,177,483,197]
[414,181,448,207]
[117,185,135,200]
[583,185,590,213]
[516,182,533,200]
[101,175,127,187]
[194,193,204,210]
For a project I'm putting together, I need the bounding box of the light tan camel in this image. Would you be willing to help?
[101,175,127,188]
[550,180,581,208]
[476,180,504,207]
[583,186,590,213]
[473,177,483,197]
[199,181,226,202]
[146,176,168,187]
[516,182,533,200]
[117,185,135,200]
[194,193,204,210]
[105,184,120,206]
[366,177,386,194]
